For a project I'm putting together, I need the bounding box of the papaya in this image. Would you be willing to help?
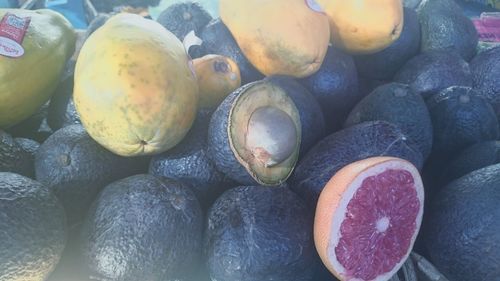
[74,13,198,157]
[219,0,330,78]
[317,0,404,54]
[0,9,76,129]
[193,54,241,109]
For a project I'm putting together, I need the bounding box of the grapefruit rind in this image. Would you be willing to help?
[314,157,424,281]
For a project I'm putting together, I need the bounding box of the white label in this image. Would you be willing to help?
[182,30,203,54]
[0,36,24,58]
[305,0,324,13]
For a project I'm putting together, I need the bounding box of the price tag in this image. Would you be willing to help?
[0,13,31,58]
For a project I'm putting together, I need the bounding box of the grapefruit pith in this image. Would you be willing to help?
[314,157,424,281]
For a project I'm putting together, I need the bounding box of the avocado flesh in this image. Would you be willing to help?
[228,83,301,185]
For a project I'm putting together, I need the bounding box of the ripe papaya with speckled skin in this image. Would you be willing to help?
[317,0,404,54]
[219,0,330,78]
[74,13,198,157]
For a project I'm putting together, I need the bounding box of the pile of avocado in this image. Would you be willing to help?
[1,1,500,281]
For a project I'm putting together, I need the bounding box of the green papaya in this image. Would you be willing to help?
[0,9,76,129]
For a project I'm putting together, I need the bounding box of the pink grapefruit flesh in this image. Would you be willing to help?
[314,157,424,281]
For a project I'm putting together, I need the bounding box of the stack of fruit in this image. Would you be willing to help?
[0,0,499,281]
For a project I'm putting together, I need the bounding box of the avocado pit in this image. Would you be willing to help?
[220,81,302,185]
[246,106,297,168]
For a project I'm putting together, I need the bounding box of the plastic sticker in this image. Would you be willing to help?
[183,30,203,54]
[0,13,30,58]
[305,0,324,13]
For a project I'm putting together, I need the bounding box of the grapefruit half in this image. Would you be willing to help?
[314,157,424,281]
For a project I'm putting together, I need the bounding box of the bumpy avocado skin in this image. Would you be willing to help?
[15,138,40,157]
[207,84,257,185]
[193,19,264,84]
[14,138,40,177]
[470,46,500,119]
[205,185,316,281]
[35,125,148,224]
[354,8,421,80]
[0,130,35,178]
[426,86,499,159]
[82,175,203,281]
[440,141,500,185]
[345,82,433,160]
[149,109,235,210]
[299,47,360,133]
[358,77,390,98]
[290,121,423,208]
[265,76,326,156]
[0,172,67,281]
[157,1,212,41]
[394,50,472,99]
[417,0,478,61]
[425,164,500,281]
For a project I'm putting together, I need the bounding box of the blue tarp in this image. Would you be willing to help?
[45,0,88,29]
[0,1,88,28]
[0,0,18,8]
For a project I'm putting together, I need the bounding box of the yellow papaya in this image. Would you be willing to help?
[74,13,199,157]
[317,0,404,54]
[0,9,76,129]
[193,54,241,109]
[219,0,330,78]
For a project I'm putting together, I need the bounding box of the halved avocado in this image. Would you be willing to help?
[208,81,302,186]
